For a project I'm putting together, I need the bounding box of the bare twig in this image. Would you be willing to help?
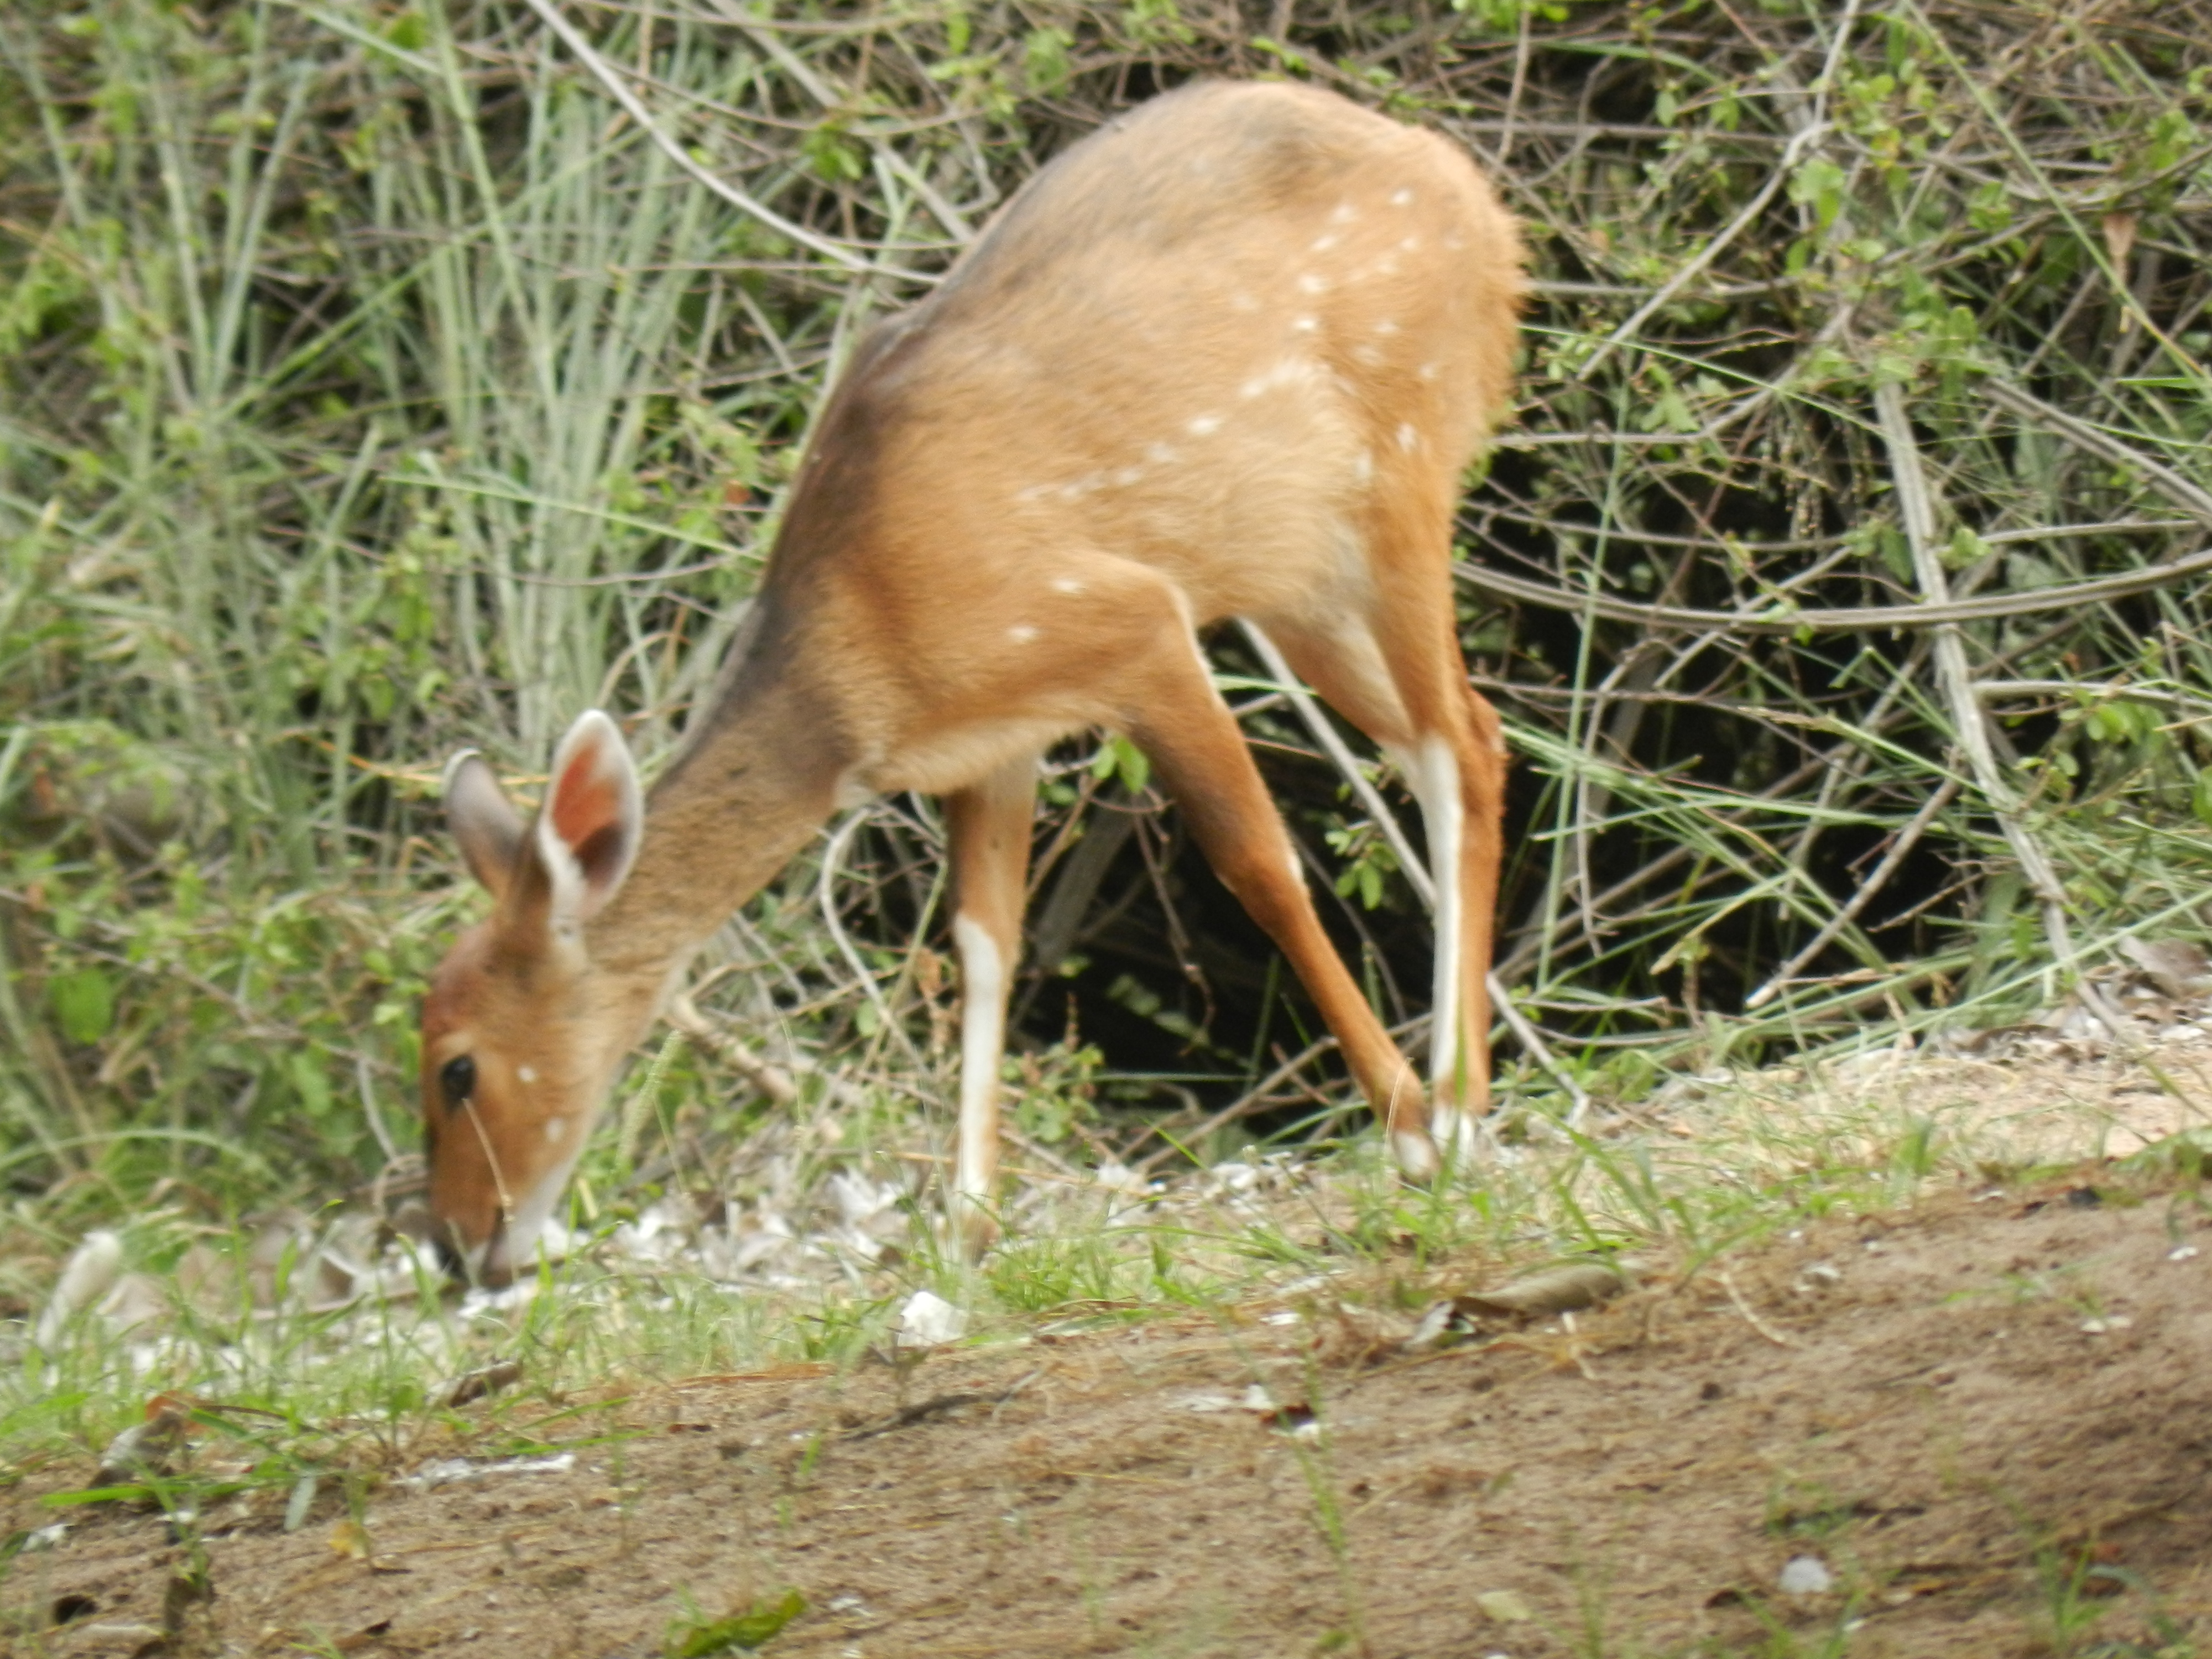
[1744,776,1962,1010]
[514,0,910,280]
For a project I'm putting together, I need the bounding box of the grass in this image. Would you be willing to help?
[0,1032,2169,1510]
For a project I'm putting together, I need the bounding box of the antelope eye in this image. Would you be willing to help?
[439,1055,477,1110]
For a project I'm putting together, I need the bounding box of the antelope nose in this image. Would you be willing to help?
[431,1232,468,1281]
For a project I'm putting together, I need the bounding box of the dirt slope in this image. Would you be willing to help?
[10,1180,2212,1659]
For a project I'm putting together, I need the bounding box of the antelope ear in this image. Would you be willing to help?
[444,751,526,899]
[536,710,643,933]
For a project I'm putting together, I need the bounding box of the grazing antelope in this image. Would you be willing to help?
[420,79,1526,1279]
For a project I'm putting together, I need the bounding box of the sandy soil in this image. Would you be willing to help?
[8,1168,2212,1659]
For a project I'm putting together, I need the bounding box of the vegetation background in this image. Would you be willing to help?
[3,0,2211,1272]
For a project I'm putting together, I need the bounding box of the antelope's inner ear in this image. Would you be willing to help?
[444,752,526,899]
[536,709,644,932]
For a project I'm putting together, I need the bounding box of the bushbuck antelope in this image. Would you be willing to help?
[420,78,1526,1279]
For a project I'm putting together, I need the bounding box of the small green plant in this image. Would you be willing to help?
[665,1589,806,1657]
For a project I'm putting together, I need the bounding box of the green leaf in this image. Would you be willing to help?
[2192,768,2212,829]
[40,1483,153,1507]
[1022,27,1073,92]
[49,968,115,1045]
[667,1590,806,1657]
[1092,735,1150,796]
[290,1050,333,1118]
[382,11,426,49]
[1787,156,1848,229]
[1942,526,1987,571]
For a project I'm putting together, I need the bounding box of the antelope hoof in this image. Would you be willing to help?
[949,1200,1000,1263]
[1430,1108,1486,1172]
[1390,1126,1442,1185]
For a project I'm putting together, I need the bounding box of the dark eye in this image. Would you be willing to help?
[440,1055,477,1110]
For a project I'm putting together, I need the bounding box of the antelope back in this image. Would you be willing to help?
[761,80,1524,790]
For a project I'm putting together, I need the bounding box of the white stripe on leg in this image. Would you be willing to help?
[1401,735,1475,1153]
[952,913,1007,1219]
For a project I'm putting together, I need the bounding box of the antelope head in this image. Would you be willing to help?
[418,711,644,1284]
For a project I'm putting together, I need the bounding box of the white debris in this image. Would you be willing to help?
[828,1171,901,1230]
[1175,1392,1244,1414]
[36,1231,124,1347]
[405,1452,575,1490]
[895,1289,968,1348]
[1475,1589,1534,1623]
[1779,1556,1834,1595]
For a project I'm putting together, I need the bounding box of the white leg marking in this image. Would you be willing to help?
[953,914,1008,1213]
[1405,737,1466,1112]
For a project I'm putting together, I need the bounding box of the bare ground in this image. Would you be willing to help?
[9,1168,2212,1659]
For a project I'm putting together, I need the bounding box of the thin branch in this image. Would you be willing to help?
[515,0,911,280]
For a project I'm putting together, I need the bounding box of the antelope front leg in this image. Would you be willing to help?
[942,753,1039,1258]
[1117,625,1437,1178]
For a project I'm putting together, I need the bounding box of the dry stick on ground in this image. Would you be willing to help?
[1238,620,1592,1124]
[1874,379,2125,1035]
[665,994,799,1105]
[1718,1269,1799,1348]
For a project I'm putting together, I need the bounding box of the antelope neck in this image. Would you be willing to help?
[585,664,846,998]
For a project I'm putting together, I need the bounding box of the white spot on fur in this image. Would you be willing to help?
[1354,345,1384,366]
[1114,467,1144,487]
[1353,451,1373,484]
[1291,316,1318,333]
[516,1065,537,1084]
[1398,422,1420,451]
[1418,361,1441,381]
[1014,483,1048,503]
[1297,273,1327,294]
[1146,442,1178,466]
[1241,358,1323,399]
[1051,577,1086,596]
[1188,414,1223,436]
[1310,233,1339,252]
[1401,236,1420,252]
[544,1116,565,1143]
[1330,201,1357,224]
[1232,292,1260,312]
[1375,319,1400,335]
[1390,188,1413,206]
[1008,624,1039,644]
